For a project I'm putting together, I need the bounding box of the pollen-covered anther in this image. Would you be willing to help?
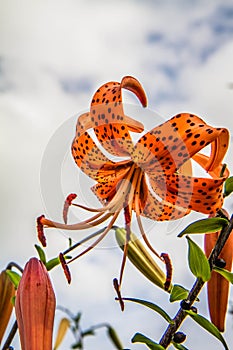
[59,253,71,284]
[113,278,124,311]
[161,252,173,292]
[37,215,46,247]
[63,193,77,224]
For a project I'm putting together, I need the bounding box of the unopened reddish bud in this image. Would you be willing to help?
[0,270,15,344]
[204,224,233,332]
[15,258,56,350]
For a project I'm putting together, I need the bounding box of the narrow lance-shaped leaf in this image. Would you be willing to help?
[224,176,233,197]
[46,258,61,271]
[34,244,47,264]
[186,236,211,282]
[6,270,21,289]
[107,326,124,350]
[131,333,165,350]
[213,267,233,284]
[54,318,70,350]
[178,218,228,238]
[169,285,189,303]
[46,255,72,271]
[122,297,173,324]
[172,342,189,350]
[186,310,229,350]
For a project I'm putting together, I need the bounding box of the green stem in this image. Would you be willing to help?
[2,320,18,350]
[6,262,23,273]
[159,214,233,348]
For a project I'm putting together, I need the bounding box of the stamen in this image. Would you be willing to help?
[62,227,109,255]
[118,204,132,286]
[59,252,71,284]
[136,215,162,260]
[37,215,46,247]
[63,193,77,224]
[113,278,124,311]
[66,210,120,264]
[40,211,112,230]
[161,252,172,291]
[133,171,162,260]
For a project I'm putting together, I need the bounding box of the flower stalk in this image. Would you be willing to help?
[159,215,233,348]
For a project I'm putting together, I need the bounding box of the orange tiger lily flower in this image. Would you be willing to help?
[204,216,233,332]
[38,76,229,284]
[15,258,56,350]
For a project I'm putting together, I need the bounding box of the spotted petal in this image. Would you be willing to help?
[88,76,146,157]
[142,189,190,221]
[133,113,229,176]
[72,126,116,181]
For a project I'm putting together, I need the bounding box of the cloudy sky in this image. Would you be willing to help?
[1,0,233,349]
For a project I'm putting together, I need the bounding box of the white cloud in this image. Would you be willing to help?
[1,1,233,349]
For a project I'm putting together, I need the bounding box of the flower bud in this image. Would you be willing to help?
[53,318,70,350]
[204,227,233,331]
[15,258,56,350]
[0,270,15,343]
[115,228,170,291]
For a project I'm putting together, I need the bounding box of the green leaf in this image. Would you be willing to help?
[170,285,199,303]
[186,311,229,350]
[11,295,16,306]
[46,255,72,271]
[131,333,165,349]
[172,342,189,350]
[6,270,21,288]
[107,326,124,350]
[213,267,233,283]
[186,236,211,282]
[178,218,228,237]
[46,257,60,271]
[123,297,173,324]
[224,176,233,197]
[34,244,47,264]
[169,285,189,303]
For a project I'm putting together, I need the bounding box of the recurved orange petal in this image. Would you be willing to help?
[142,188,190,221]
[149,172,227,217]
[72,127,116,181]
[133,113,229,176]
[88,76,146,156]
[91,160,133,202]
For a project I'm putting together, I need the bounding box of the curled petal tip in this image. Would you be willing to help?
[37,215,46,247]
[121,76,147,108]
[59,253,71,284]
